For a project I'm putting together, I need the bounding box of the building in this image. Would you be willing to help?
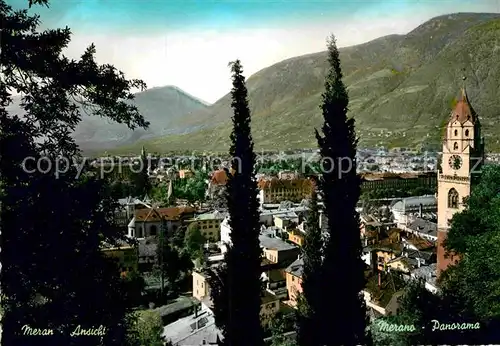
[206,169,229,199]
[191,269,280,326]
[192,271,210,301]
[278,170,300,180]
[115,196,145,227]
[137,238,157,272]
[391,195,437,224]
[100,240,138,277]
[259,206,309,226]
[400,217,438,242]
[284,258,303,306]
[437,85,484,276]
[257,177,314,204]
[162,304,220,345]
[220,218,300,261]
[259,228,300,265]
[127,206,196,239]
[360,171,437,193]
[261,269,288,299]
[287,228,305,246]
[187,211,227,242]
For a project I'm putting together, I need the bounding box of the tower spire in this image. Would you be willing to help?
[461,75,467,101]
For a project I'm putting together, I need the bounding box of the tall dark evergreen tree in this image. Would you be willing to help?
[314,35,368,345]
[296,182,324,346]
[0,1,148,345]
[207,60,263,346]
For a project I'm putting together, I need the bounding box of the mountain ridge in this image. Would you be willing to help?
[106,12,500,154]
[6,85,211,151]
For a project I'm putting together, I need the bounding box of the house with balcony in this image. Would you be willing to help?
[127,206,196,239]
[257,177,314,204]
[186,211,227,242]
[261,269,288,299]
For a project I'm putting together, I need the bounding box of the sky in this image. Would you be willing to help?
[12,0,500,103]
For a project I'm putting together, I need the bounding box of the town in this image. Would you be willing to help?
[98,84,488,343]
[3,1,500,345]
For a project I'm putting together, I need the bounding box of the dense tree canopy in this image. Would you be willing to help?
[1,0,148,344]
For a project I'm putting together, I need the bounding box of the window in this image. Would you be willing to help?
[454,129,458,136]
[150,225,157,236]
[453,142,458,150]
[201,282,204,288]
[465,129,469,137]
[292,276,295,281]
[448,188,459,209]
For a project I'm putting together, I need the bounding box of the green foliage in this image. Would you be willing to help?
[268,312,297,346]
[155,222,193,296]
[1,1,148,344]
[126,310,164,346]
[209,60,264,346]
[152,172,206,206]
[314,35,369,345]
[296,187,323,346]
[184,223,205,260]
[440,165,500,329]
[179,171,207,205]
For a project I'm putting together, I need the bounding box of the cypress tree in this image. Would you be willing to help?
[208,60,263,346]
[296,182,324,346]
[315,35,368,345]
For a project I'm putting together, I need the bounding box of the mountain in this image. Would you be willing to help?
[6,86,210,151]
[107,12,500,154]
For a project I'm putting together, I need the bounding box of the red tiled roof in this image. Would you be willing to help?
[211,169,228,185]
[257,177,314,190]
[449,88,477,125]
[135,206,196,222]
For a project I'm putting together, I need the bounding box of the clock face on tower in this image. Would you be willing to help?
[448,155,463,170]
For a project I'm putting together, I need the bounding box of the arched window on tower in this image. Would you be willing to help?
[448,188,459,209]
[465,129,469,137]
[453,142,458,150]
[454,129,458,136]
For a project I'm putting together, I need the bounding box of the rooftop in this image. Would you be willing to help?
[259,229,298,252]
[153,296,199,318]
[392,195,437,212]
[257,177,314,190]
[407,218,438,238]
[403,235,435,251]
[195,211,227,221]
[360,171,435,181]
[162,306,219,345]
[210,169,229,185]
[285,258,303,278]
[447,87,477,125]
[411,263,438,286]
[135,206,196,222]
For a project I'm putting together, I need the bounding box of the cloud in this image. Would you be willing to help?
[28,0,500,103]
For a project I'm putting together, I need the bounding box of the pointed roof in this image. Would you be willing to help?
[449,83,477,125]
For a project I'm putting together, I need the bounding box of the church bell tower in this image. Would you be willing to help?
[436,79,484,276]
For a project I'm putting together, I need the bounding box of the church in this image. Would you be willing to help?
[436,81,485,276]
